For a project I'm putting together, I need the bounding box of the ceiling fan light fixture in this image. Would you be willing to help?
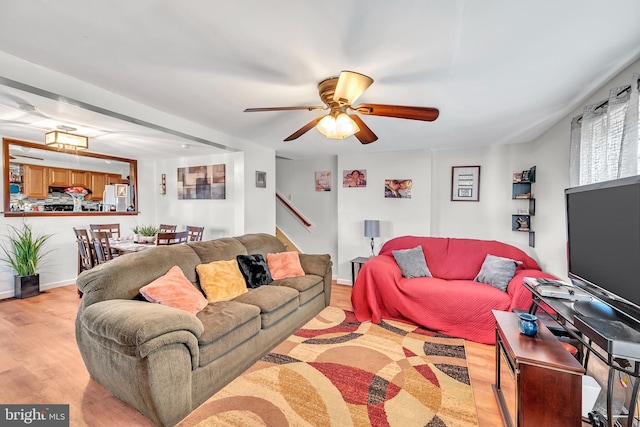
[316,113,359,139]
[333,71,374,105]
[45,130,89,150]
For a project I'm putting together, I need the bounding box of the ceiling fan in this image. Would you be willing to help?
[244,70,439,144]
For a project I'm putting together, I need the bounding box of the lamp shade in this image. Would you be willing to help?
[45,130,88,150]
[364,220,380,238]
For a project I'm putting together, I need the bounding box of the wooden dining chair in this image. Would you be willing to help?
[73,227,95,274]
[185,226,204,242]
[158,224,177,233]
[91,231,117,264]
[89,223,121,239]
[156,231,189,246]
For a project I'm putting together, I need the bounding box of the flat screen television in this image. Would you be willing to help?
[565,176,640,323]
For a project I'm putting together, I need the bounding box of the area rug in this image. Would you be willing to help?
[178,306,479,427]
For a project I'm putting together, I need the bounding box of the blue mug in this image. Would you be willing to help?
[518,313,538,336]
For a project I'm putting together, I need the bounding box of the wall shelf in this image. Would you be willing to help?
[512,166,536,247]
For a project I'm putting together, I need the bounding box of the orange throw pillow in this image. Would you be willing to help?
[196,259,248,302]
[267,252,305,280]
[140,265,208,314]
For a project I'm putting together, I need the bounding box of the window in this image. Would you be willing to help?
[570,73,640,186]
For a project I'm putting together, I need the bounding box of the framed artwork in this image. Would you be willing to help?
[384,179,412,198]
[315,171,331,191]
[115,184,128,198]
[177,164,226,199]
[342,169,367,187]
[256,171,266,188]
[451,166,480,201]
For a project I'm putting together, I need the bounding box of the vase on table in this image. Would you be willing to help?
[72,195,84,212]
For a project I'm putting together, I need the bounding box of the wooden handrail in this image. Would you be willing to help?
[276,193,312,227]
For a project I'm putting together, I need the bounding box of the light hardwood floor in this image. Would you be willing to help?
[0,283,502,426]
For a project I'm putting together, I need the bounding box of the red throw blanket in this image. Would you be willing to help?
[351,236,556,344]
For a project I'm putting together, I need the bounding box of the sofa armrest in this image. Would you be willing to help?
[79,299,204,368]
[507,270,557,312]
[299,253,333,306]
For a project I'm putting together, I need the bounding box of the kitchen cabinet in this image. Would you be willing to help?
[48,167,71,186]
[88,172,107,201]
[23,165,48,198]
[106,174,126,185]
[70,170,89,188]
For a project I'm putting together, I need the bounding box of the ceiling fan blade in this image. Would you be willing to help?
[349,115,378,144]
[244,106,326,112]
[333,71,374,106]
[354,104,439,121]
[283,116,323,142]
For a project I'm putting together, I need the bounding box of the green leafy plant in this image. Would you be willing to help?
[132,225,160,237]
[0,223,54,277]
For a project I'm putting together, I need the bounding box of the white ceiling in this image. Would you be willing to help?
[0,0,639,160]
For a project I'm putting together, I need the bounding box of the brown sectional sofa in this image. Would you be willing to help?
[75,233,332,426]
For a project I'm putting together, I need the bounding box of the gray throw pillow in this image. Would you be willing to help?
[392,246,432,278]
[474,254,522,291]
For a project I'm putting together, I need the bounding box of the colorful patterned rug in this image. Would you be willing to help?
[178,306,479,427]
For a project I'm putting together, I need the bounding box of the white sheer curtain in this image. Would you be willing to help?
[569,73,639,187]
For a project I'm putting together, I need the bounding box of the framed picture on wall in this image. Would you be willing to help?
[451,165,480,201]
[342,169,367,187]
[315,171,331,191]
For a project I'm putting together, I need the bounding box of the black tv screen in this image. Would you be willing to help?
[566,176,640,318]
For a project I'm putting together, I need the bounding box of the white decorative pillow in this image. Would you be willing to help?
[392,245,432,278]
[474,254,522,291]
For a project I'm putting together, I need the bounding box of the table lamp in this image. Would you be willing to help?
[364,220,380,257]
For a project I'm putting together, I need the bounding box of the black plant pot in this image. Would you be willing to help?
[14,274,40,299]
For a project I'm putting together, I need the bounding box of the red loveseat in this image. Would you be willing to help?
[351,236,555,344]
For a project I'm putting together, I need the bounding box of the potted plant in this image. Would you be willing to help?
[0,223,54,299]
[132,225,160,243]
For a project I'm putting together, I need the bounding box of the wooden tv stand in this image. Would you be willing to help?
[492,310,585,426]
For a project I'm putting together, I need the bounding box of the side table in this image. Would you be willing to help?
[350,256,370,285]
[492,310,584,427]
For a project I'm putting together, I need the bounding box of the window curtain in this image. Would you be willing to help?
[569,73,639,187]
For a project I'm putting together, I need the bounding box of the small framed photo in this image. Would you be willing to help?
[115,183,128,198]
[255,171,266,188]
[451,166,480,202]
[315,171,331,191]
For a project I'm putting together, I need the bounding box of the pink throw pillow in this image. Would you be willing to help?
[267,252,305,280]
[140,265,208,314]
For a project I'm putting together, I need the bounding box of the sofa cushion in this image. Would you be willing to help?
[233,286,299,328]
[139,265,208,314]
[391,245,432,278]
[236,254,273,288]
[235,233,286,258]
[196,301,261,366]
[188,238,248,264]
[267,251,306,280]
[196,260,248,302]
[271,274,324,305]
[474,254,523,292]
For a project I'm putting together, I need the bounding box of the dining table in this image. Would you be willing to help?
[109,239,155,254]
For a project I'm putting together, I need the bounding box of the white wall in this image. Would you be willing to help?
[336,150,432,283]
[275,156,338,262]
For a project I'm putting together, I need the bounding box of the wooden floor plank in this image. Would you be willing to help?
[0,283,503,427]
